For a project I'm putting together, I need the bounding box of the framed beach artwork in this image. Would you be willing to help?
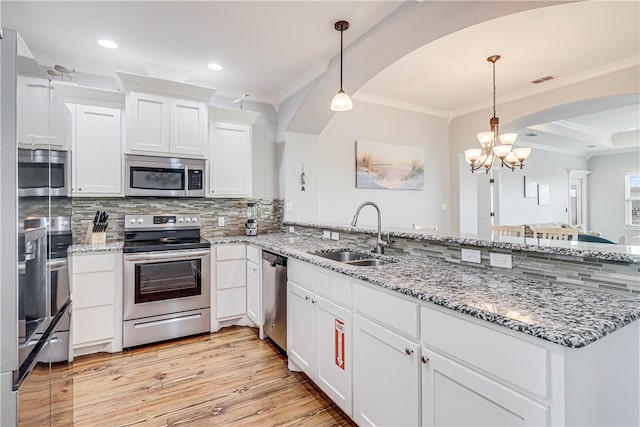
[355,140,424,190]
[538,184,550,205]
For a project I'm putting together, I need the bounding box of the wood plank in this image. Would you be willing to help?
[70,327,356,426]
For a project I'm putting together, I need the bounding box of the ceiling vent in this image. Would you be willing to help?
[531,75,555,84]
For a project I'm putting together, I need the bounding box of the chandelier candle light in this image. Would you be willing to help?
[330,20,353,112]
[464,55,531,173]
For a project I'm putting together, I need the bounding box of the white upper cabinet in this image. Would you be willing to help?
[125,91,207,157]
[17,76,71,150]
[118,72,214,158]
[126,91,170,153]
[209,121,252,197]
[207,105,260,198]
[72,104,123,196]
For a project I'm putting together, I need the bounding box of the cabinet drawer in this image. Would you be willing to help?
[314,268,352,307]
[216,259,246,289]
[73,271,116,308]
[216,244,246,260]
[288,259,314,290]
[421,307,549,399]
[74,305,115,345]
[353,282,419,339]
[246,245,260,264]
[217,288,246,319]
[73,253,116,273]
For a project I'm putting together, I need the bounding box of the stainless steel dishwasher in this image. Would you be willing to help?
[262,251,287,351]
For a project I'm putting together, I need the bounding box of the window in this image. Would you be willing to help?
[625,173,640,227]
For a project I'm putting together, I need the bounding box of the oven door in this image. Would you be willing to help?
[123,249,210,320]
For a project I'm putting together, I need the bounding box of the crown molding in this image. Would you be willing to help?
[116,71,216,102]
[208,105,261,124]
[52,81,125,108]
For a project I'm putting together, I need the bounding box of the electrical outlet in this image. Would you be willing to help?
[218,216,225,226]
[461,248,481,264]
[330,231,340,241]
[288,226,295,233]
[490,252,512,269]
[441,203,447,210]
[323,230,331,239]
[286,202,293,212]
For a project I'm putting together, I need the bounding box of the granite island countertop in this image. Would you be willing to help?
[68,241,124,254]
[209,233,640,349]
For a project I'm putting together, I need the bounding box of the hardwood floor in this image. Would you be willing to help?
[68,327,356,426]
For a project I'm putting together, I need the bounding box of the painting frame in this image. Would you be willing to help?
[524,176,537,198]
[355,140,424,190]
[538,184,550,205]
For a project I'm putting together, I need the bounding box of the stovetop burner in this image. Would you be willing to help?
[123,214,210,254]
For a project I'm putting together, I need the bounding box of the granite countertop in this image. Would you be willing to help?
[69,241,124,254]
[209,234,640,349]
[283,220,640,264]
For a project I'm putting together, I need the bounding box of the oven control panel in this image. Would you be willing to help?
[125,214,200,230]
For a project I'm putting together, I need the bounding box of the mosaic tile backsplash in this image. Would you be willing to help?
[71,197,282,244]
[281,223,640,296]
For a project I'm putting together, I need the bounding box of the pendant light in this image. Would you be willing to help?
[330,20,353,112]
[464,55,531,173]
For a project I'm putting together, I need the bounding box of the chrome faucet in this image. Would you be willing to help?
[350,201,389,254]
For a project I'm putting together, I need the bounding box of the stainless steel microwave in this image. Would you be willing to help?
[125,154,205,197]
[18,149,70,197]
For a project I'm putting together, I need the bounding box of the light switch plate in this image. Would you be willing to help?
[323,230,331,239]
[288,226,295,233]
[490,252,512,268]
[461,248,481,264]
[218,216,225,226]
[330,231,340,241]
[286,202,293,212]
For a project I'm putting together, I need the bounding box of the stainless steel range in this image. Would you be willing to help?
[123,214,211,348]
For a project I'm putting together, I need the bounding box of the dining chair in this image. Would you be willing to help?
[412,223,437,231]
[532,227,578,241]
[490,225,525,238]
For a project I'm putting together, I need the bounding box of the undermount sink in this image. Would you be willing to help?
[313,250,371,262]
[345,259,393,267]
[312,249,396,267]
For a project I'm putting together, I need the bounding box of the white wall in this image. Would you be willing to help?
[589,150,640,242]
[497,150,587,226]
[283,131,319,222]
[311,100,449,230]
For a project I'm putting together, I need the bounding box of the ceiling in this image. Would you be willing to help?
[2,1,639,156]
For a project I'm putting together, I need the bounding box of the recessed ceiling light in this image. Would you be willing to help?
[207,63,223,71]
[97,39,118,49]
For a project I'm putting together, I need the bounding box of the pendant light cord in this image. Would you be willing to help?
[340,27,344,90]
[492,59,496,119]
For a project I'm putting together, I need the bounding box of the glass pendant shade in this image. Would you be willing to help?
[464,148,482,164]
[505,152,518,164]
[499,132,518,145]
[477,131,494,146]
[331,89,353,112]
[493,144,512,158]
[512,147,532,161]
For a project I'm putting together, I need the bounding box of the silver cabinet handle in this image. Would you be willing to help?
[421,355,430,364]
[311,299,317,304]
[405,348,413,356]
[304,296,310,301]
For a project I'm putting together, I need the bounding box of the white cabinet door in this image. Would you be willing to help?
[353,314,420,427]
[209,121,252,197]
[422,350,548,427]
[216,259,246,290]
[170,98,206,156]
[246,260,261,326]
[73,105,122,196]
[287,281,314,377]
[216,288,246,319]
[315,295,352,417]
[126,91,170,153]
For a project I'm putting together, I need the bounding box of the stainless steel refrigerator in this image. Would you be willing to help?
[0,28,73,426]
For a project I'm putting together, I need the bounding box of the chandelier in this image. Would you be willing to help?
[464,55,531,173]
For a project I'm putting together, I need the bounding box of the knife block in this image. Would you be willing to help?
[84,224,106,245]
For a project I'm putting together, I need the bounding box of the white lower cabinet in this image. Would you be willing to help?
[214,244,247,321]
[287,281,314,377]
[353,314,420,426]
[246,245,262,327]
[287,260,353,416]
[314,295,352,415]
[71,251,123,356]
[421,350,548,426]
